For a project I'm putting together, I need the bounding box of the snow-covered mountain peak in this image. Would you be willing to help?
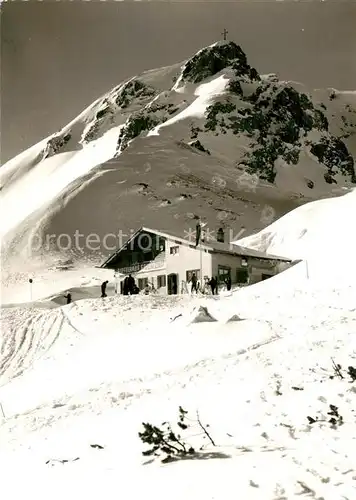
[1,40,356,269]
[177,41,258,86]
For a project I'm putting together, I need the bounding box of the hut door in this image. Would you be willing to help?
[167,273,178,295]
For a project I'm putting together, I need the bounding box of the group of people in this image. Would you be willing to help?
[188,273,232,295]
[63,274,144,304]
[112,273,140,295]
[63,271,233,305]
[122,274,139,295]
[102,275,139,297]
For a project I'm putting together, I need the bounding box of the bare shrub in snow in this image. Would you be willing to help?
[306,360,356,429]
[138,406,215,463]
[307,404,344,428]
[328,359,356,382]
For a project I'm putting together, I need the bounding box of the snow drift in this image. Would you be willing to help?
[234,187,356,283]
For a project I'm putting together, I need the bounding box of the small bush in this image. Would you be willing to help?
[348,366,356,381]
[328,359,356,382]
[307,404,344,428]
[138,406,215,463]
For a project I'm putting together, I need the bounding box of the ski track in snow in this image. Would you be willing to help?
[0,309,65,383]
[0,280,355,499]
[1,291,355,500]
[1,285,355,421]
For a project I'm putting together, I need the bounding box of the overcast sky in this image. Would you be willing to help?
[1,0,356,163]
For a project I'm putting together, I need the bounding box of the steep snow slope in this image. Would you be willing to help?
[1,169,356,498]
[0,91,109,190]
[1,42,355,274]
[0,276,355,499]
[0,126,124,239]
[148,74,231,135]
[235,187,356,262]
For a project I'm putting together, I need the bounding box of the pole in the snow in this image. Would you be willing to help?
[29,278,33,301]
[305,260,309,280]
[0,402,6,420]
[200,242,203,290]
[199,223,205,290]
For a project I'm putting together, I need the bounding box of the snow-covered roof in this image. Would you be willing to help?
[207,239,292,262]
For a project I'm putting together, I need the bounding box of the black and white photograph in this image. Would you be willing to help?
[1,0,356,497]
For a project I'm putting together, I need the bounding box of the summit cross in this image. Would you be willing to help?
[221,28,228,41]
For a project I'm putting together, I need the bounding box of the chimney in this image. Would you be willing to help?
[217,227,225,243]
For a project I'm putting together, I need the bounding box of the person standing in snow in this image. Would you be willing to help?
[127,274,135,295]
[64,292,72,304]
[225,276,232,291]
[191,272,198,294]
[114,270,120,294]
[209,277,216,295]
[101,280,109,298]
[123,276,129,295]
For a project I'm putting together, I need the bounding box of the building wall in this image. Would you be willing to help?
[211,253,291,285]
[123,238,212,294]
[248,258,279,284]
[114,231,291,293]
[131,251,167,293]
[211,253,244,283]
[165,239,212,285]
[275,261,293,274]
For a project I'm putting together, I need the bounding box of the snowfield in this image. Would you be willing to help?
[1,254,356,499]
[235,188,356,263]
[0,125,124,239]
[1,266,117,306]
[149,74,230,136]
